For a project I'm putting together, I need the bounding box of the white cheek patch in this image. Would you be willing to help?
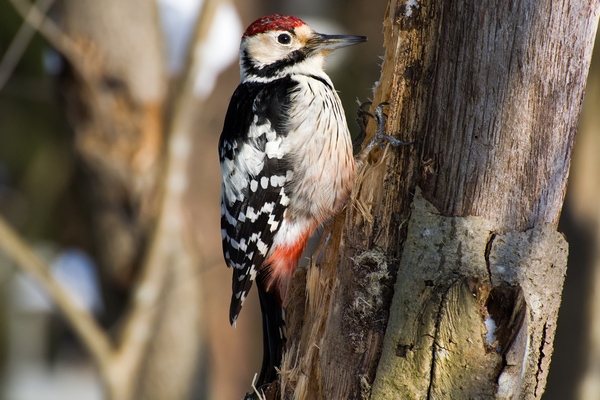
[244,32,304,68]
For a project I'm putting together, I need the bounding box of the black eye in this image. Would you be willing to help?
[277,33,292,45]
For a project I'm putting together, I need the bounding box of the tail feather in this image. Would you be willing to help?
[256,280,285,386]
[253,231,311,386]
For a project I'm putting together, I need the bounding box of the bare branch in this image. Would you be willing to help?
[0,0,54,90]
[0,215,114,371]
[8,0,80,64]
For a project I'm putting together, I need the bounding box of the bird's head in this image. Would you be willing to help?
[239,14,367,82]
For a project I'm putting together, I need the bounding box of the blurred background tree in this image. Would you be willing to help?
[0,0,597,399]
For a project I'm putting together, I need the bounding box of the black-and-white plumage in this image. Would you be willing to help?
[220,77,294,324]
[219,14,366,386]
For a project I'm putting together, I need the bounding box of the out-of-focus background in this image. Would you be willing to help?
[0,0,597,399]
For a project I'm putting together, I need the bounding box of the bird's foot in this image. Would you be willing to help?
[355,102,413,162]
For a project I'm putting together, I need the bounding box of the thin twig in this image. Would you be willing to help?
[251,373,267,400]
[0,216,114,370]
[8,0,80,64]
[0,0,54,91]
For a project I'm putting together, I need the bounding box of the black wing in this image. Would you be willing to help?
[219,77,297,325]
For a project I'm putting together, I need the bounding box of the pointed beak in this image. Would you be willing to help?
[311,33,367,52]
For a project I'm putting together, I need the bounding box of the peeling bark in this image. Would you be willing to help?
[370,189,567,399]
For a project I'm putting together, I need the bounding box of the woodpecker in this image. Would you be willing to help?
[219,14,370,386]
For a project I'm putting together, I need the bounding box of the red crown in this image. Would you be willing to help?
[243,14,306,38]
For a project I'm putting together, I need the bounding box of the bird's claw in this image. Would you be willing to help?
[357,102,413,155]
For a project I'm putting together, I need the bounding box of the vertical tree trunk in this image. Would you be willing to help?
[58,0,164,285]
[280,1,600,399]
[55,1,202,399]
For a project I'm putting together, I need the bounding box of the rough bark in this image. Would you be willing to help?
[280,1,599,399]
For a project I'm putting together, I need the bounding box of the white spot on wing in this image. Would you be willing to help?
[223,207,238,226]
[231,261,244,269]
[270,175,285,187]
[220,140,266,205]
[280,188,290,206]
[246,206,258,222]
[257,240,268,255]
[265,136,284,159]
[261,202,274,214]
[267,214,280,232]
[261,176,269,189]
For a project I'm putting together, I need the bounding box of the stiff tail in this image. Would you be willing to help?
[255,230,310,386]
[256,280,285,386]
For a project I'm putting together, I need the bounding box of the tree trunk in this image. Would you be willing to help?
[58,0,165,286]
[280,1,600,399]
[55,1,203,398]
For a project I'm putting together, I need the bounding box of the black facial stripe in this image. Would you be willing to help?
[241,48,311,78]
